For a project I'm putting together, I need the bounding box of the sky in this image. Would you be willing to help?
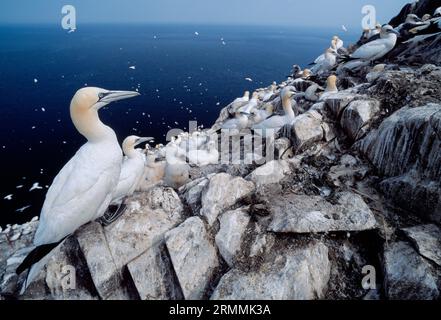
[0,0,410,28]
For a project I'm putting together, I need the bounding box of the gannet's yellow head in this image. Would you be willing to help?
[332,36,339,41]
[252,92,259,99]
[70,87,140,141]
[303,69,311,78]
[326,75,338,91]
[122,135,154,156]
[422,14,431,21]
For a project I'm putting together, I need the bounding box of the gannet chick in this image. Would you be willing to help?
[311,48,337,75]
[17,87,140,277]
[164,143,190,189]
[188,140,219,167]
[110,136,154,205]
[137,151,166,191]
[252,87,296,136]
[344,25,399,63]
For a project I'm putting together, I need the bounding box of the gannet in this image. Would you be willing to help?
[164,142,190,189]
[16,87,140,276]
[188,140,219,167]
[110,136,154,205]
[250,103,275,125]
[252,87,296,135]
[262,83,277,101]
[319,75,339,100]
[344,25,398,63]
[395,14,424,34]
[137,151,166,191]
[228,91,250,114]
[311,48,337,75]
[238,92,260,114]
[333,36,344,50]
[366,64,386,82]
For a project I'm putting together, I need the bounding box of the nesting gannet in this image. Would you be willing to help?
[16,87,140,276]
[343,25,398,63]
[319,75,339,100]
[110,136,154,205]
[187,140,219,167]
[228,91,250,114]
[250,103,275,125]
[238,92,260,114]
[262,83,277,101]
[311,48,337,75]
[395,14,424,34]
[332,36,344,50]
[252,87,296,135]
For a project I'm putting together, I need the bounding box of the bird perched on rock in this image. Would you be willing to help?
[228,91,250,115]
[137,150,166,191]
[101,136,154,224]
[188,140,219,167]
[164,138,190,189]
[340,25,399,68]
[311,48,337,75]
[252,87,297,136]
[16,87,140,279]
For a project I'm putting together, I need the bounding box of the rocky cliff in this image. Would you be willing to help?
[1,0,441,300]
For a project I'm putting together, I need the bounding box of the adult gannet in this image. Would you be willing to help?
[250,103,275,125]
[319,75,339,100]
[395,14,424,34]
[311,48,337,75]
[16,87,140,276]
[252,87,296,135]
[187,140,219,167]
[228,91,250,115]
[238,92,260,114]
[332,36,344,51]
[343,25,399,63]
[262,83,277,101]
[110,136,154,205]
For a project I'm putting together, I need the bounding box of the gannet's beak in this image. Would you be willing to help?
[135,137,154,147]
[95,90,140,109]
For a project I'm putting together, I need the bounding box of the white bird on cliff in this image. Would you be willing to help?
[164,139,190,189]
[252,87,296,136]
[311,48,337,75]
[342,25,399,65]
[16,87,140,280]
[110,136,154,206]
[188,140,219,167]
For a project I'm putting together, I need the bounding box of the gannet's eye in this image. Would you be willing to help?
[98,92,105,100]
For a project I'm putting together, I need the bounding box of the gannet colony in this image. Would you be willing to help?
[1,0,441,300]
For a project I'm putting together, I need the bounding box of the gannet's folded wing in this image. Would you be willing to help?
[351,40,387,60]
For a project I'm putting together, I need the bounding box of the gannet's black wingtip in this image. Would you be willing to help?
[16,242,60,275]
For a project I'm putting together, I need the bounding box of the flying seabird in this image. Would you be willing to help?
[16,87,140,278]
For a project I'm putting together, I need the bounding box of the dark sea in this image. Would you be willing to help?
[0,23,359,227]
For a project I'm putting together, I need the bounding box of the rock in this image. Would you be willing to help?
[289,110,324,152]
[359,104,441,221]
[21,237,99,300]
[215,208,251,267]
[127,244,183,300]
[246,160,291,187]
[1,246,35,296]
[324,92,357,117]
[76,222,125,300]
[211,242,330,300]
[165,217,220,300]
[402,224,441,267]
[200,173,255,226]
[380,172,441,223]
[383,241,439,300]
[179,175,213,214]
[268,192,377,233]
[104,189,184,269]
[340,99,380,141]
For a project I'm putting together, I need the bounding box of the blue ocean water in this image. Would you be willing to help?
[0,24,359,227]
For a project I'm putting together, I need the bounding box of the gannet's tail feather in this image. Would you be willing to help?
[16,242,61,276]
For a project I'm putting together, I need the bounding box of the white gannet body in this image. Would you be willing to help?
[188,140,219,167]
[111,136,153,204]
[238,92,260,114]
[349,25,399,62]
[333,36,344,50]
[319,75,339,100]
[33,88,140,246]
[229,91,250,114]
[311,48,337,75]
[262,83,277,101]
[252,87,296,135]
[395,14,424,33]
